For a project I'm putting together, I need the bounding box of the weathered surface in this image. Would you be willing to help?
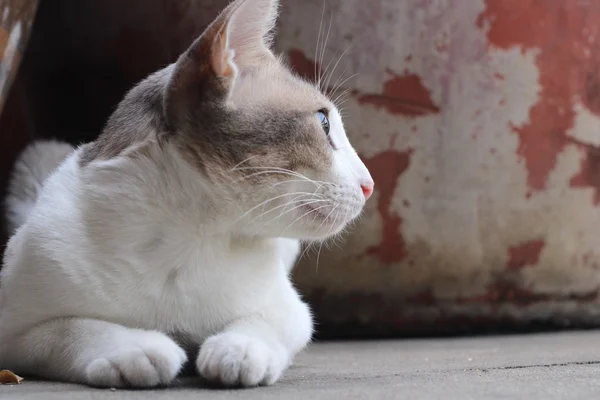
[275,0,600,336]
[0,0,37,113]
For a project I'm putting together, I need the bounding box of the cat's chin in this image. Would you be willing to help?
[287,205,355,240]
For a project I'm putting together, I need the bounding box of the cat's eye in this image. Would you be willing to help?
[317,109,330,135]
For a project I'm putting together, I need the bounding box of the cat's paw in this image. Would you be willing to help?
[196,332,286,387]
[85,331,187,388]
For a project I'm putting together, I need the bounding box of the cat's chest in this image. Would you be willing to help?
[104,237,283,335]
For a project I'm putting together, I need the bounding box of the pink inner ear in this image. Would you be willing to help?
[222,50,236,78]
[211,30,237,78]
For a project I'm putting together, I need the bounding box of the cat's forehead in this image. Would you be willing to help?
[229,61,331,112]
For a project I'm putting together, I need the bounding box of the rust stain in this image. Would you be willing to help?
[478,1,600,197]
[287,53,440,118]
[570,145,600,204]
[362,149,412,263]
[357,69,440,117]
[505,239,545,271]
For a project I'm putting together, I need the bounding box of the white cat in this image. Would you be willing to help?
[0,0,373,388]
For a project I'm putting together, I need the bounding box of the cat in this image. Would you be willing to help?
[0,0,373,389]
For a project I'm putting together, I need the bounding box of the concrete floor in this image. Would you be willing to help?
[2,331,600,399]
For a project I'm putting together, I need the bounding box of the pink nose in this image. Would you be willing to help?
[361,183,374,200]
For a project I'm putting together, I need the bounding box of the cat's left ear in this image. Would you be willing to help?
[221,0,279,72]
[165,0,279,124]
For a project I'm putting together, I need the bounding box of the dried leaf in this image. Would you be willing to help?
[0,370,23,384]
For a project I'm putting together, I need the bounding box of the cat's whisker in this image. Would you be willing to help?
[330,67,356,92]
[248,196,318,226]
[233,167,329,188]
[333,94,351,109]
[233,169,321,186]
[233,166,312,180]
[311,204,341,271]
[318,13,333,92]
[230,155,259,171]
[315,203,339,233]
[315,241,324,273]
[281,204,331,236]
[327,65,348,98]
[330,209,344,249]
[323,45,352,97]
[328,65,349,95]
[314,1,326,86]
[332,86,353,106]
[251,191,324,222]
[330,75,357,105]
[234,191,320,224]
[261,198,333,226]
[269,179,328,189]
[299,241,316,263]
[321,50,347,97]
[321,50,339,93]
[265,192,316,217]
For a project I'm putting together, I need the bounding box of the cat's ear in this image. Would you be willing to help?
[188,0,279,79]
[221,0,279,70]
[165,0,279,124]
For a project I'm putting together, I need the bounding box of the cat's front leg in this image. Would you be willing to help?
[196,280,313,387]
[0,318,187,388]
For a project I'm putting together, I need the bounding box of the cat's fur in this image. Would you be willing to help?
[0,0,373,388]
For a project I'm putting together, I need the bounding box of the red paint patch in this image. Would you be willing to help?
[362,150,412,263]
[570,145,600,204]
[478,1,600,197]
[356,69,440,117]
[505,240,545,271]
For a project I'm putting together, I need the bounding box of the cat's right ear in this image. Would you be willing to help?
[164,0,279,125]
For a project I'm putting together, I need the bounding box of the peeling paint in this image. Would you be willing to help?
[356,69,440,117]
[478,0,600,194]
[362,149,412,264]
[570,147,600,205]
[506,240,545,271]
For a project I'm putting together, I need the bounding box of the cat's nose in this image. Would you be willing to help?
[360,181,374,200]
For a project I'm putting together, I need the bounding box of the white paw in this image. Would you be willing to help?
[85,331,187,388]
[196,332,286,387]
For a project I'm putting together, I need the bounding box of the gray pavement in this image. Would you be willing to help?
[2,331,600,399]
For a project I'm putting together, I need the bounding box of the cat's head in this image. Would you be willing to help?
[164,0,373,241]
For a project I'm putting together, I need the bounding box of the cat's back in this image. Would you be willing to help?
[0,149,89,333]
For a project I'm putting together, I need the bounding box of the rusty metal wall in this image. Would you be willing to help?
[2,0,600,337]
[276,0,600,336]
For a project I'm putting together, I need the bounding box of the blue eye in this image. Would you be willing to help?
[317,109,330,135]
